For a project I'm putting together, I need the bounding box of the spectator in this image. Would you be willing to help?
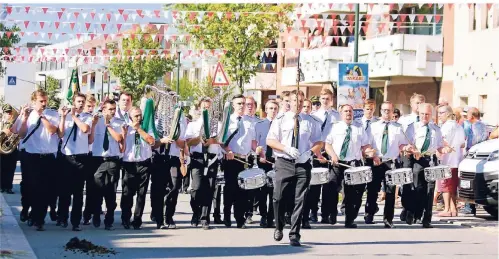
[392,108,401,122]
[308,28,325,49]
[310,95,321,112]
[302,99,312,114]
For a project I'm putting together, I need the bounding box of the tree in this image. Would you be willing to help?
[171,4,294,93]
[108,28,176,104]
[43,76,61,109]
[0,24,21,77]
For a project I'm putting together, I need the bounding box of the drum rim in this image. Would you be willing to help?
[311,168,329,173]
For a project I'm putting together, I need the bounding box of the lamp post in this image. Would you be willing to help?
[353,4,360,62]
[39,73,47,90]
[176,51,181,93]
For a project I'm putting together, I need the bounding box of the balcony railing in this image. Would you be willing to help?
[256,63,277,73]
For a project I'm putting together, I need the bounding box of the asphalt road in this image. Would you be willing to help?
[3,171,498,259]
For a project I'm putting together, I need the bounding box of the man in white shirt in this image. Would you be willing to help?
[88,99,125,230]
[267,90,322,246]
[115,91,133,123]
[220,94,256,229]
[120,106,156,230]
[252,100,279,228]
[324,104,376,228]
[82,94,99,226]
[57,93,93,231]
[356,99,378,131]
[404,103,452,228]
[16,89,60,231]
[185,97,221,230]
[277,91,291,117]
[307,89,339,226]
[363,101,413,227]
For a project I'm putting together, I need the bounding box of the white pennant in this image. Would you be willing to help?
[341,36,346,43]
[136,34,142,40]
[40,32,46,39]
[140,24,147,31]
[198,11,205,22]
[339,26,347,34]
[82,12,88,20]
[408,14,416,23]
[66,13,72,20]
[391,14,399,20]
[163,11,169,19]
[26,31,32,36]
[110,34,116,40]
[150,34,156,41]
[144,10,152,18]
[98,13,104,21]
[155,24,162,30]
[234,12,240,20]
[418,3,424,9]
[179,35,185,41]
[132,13,138,22]
[398,3,404,11]
[114,13,121,21]
[339,14,346,21]
[438,3,445,9]
[15,7,21,13]
[425,15,433,23]
[216,12,223,20]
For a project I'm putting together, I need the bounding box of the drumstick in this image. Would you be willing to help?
[233,157,251,166]
[313,158,352,168]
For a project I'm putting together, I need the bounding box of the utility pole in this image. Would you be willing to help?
[176,51,181,93]
[353,4,360,62]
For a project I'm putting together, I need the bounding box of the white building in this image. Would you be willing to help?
[0,61,37,108]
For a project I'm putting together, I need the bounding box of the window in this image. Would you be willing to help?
[460,96,469,107]
[472,4,477,31]
[182,70,188,79]
[479,95,487,115]
[194,68,201,80]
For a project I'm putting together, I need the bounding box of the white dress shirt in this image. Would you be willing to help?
[17,109,59,154]
[312,108,340,141]
[254,118,273,155]
[61,112,93,155]
[356,116,379,132]
[92,117,124,157]
[440,120,465,168]
[369,120,408,160]
[267,112,322,160]
[225,114,256,156]
[398,113,419,131]
[115,108,131,123]
[325,121,370,161]
[411,122,443,154]
[123,127,153,162]
[184,116,221,155]
[167,115,187,157]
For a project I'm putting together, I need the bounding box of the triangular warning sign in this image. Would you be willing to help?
[212,62,230,86]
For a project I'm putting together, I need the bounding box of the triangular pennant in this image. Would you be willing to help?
[425,15,433,23]
[98,13,104,21]
[55,34,60,40]
[106,13,111,22]
[447,3,454,9]
[70,22,75,30]
[118,9,124,15]
[57,11,63,19]
[154,10,160,18]
[101,23,107,31]
[434,15,442,24]
[85,22,91,31]
[136,9,143,17]
[217,12,223,20]
[398,3,404,11]
[226,12,232,20]
[408,14,416,23]
[82,12,88,20]
[234,12,240,20]
[25,6,31,14]
[90,12,96,20]
[103,34,109,40]
[54,22,60,29]
[391,14,399,20]
[388,3,395,10]
[378,23,386,33]
[114,13,121,21]
[416,14,425,23]
[368,3,375,10]
[6,6,12,14]
[74,12,80,19]
[24,21,30,29]
[41,7,48,14]
[76,33,82,40]
[90,34,96,40]
[123,14,129,21]
[66,13,72,20]
[116,23,123,32]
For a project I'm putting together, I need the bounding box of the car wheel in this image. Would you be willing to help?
[483,205,498,219]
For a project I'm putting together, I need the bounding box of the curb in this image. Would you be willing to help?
[0,193,37,259]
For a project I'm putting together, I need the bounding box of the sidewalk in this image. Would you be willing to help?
[0,193,37,259]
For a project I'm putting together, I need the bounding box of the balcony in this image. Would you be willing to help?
[243,72,277,91]
[358,33,443,78]
[281,46,351,86]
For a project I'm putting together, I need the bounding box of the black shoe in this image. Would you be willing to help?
[213,217,223,224]
[364,214,375,224]
[260,217,268,228]
[105,224,115,231]
[191,215,199,227]
[20,210,28,222]
[237,223,246,229]
[61,220,68,228]
[246,216,253,224]
[267,221,276,228]
[122,221,131,229]
[329,215,337,225]
[274,229,283,241]
[150,214,156,222]
[27,219,34,227]
[345,223,357,228]
[400,209,407,222]
[320,217,330,224]
[56,219,61,226]
[302,221,311,229]
[415,219,423,224]
[383,219,395,228]
[202,221,211,230]
[224,217,231,228]
[405,211,414,225]
[35,224,45,231]
[290,238,301,247]
[133,224,142,230]
[310,212,318,223]
[72,225,82,231]
[92,217,101,228]
[422,222,433,228]
[49,210,57,222]
[82,218,91,225]
[167,219,176,229]
[6,189,14,194]
[285,215,291,225]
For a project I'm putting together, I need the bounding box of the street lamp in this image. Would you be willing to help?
[39,73,47,90]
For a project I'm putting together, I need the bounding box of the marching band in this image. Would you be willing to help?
[1,88,459,247]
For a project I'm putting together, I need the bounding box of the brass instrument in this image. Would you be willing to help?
[217,100,233,145]
[202,87,222,139]
[145,84,182,140]
[0,106,20,154]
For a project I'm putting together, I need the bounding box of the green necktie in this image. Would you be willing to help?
[421,126,431,153]
[134,131,141,158]
[381,122,389,155]
[265,121,273,159]
[339,125,351,160]
[103,126,109,151]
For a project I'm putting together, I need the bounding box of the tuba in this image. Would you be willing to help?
[0,106,21,154]
[145,84,182,140]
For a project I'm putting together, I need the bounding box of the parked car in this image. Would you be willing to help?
[458,139,498,218]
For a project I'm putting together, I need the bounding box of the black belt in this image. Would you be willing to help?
[338,159,360,165]
[192,152,217,160]
[123,158,151,165]
[26,152,55,158]
[98,156,120,162]
[65,153,88,158]
[278,157,310,164]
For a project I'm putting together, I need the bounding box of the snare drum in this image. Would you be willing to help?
[344,166,372,185]
[216,172,225,186]
[385,168,413,186]
[238,168,267,190]
[424,165,452,182]
[266,170,276,188]
[310,168,331,185]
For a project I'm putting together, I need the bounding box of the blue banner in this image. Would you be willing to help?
[337,63,369,119]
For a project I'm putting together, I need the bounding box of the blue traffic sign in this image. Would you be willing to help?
[7,76,16,85]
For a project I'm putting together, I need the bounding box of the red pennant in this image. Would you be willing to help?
[154,10,160,17]
[131,34,136,40]
[101,24,107,31]
[365,14,371,20]
[347,25,354,33]
[15,47,20,54]
[40,48,45,55]
[207,12,214,18]
[118,9,124,15]
[189,12,197,21]
[126,50,131,56]
[33,32,38,37]
[57,11,63,19]
[77,49,82,55]
[42,7,48,14]
[487,3,493,10]
[329,3,334,9]
[61,8,66,12]
[416,14,425,23]
[116,24,123,32]
[74,12,80,19]
[388,3,395,10]
[296,13,302,20]
[185,35,191,42]
[39,22,45,29]
[29,56,33,62]
[70,22,75,30]
[447,3,454,9]
[3,47,9,53]
[90,34,95,40]
[287,27,292,34]
[65,49,69,55]
[428,4,433,8]
[103,34,109,40]
[399,14,407,22]
[396,21,402,29]
[48,33,53,39]
[90,12,96,20]
[223,50,227,55]
[226,12,232,20]
[210,49,215,56]
[6,7,12,14]
[378,23,385,33]
[54,22,60,29]
[5,32,12,39]
[434,15,442,24]
[347,14,354,21]
[308,3,313,9]
[25,6,30,13]
[293,36,299,42]
[347,3,354,11]
[85,23,91,31]
[136,10,143,16]
[24,21,30,29]
[106,13,111,22]
[76,34,81,40]
[28,48,33,55]
[300,19,306,27]
[368,3,375,10]
[53,48,57,54]
[467,3,473,9]
[20,32,25,37]
[123,14,129,21]
[332,37,338,45]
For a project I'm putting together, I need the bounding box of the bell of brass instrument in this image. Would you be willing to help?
[145,84,182,140]
[0,106,20,154]
[202,87,222,139]
[217,100,233,145]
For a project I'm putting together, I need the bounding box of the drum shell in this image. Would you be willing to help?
[310,168,331,185]
[266,170,275,188]
[344,166,373,185]
[424,166,452,182]
[385,168,413,186]
[238,168,266,190]
[216,172,225,186]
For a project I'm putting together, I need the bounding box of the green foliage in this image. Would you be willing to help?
[173,77,198,102]
[0,24,21,77]
[108,28,176,105]
[174,76,237,106]
[171,4,294,93]
[43,76,61,109]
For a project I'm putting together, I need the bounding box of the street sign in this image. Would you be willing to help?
[212,62,230,86]
[7,76,16,85]
[337,63,369,119]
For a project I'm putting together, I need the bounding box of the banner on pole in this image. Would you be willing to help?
[337,62,369,119]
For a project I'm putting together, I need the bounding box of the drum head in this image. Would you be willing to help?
[345,166,371,173]
[392,168,412,173]
[312,168,328,173]
[239,168,265,178]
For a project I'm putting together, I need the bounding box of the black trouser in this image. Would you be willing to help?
[0,148,18,190]
[93,157,120,225]
[365,159,399,222]
[190,152,219,223]
[331,160,366,225]
[164,155,182,221]
[150,153,170,223]
[59,154,88,226]
[182,165,191,192]
[213,185,222,219]
[24,153,57,226]
[257,160,274,223]
[403,156,436,224]
[222,158,248,226]
[273,157,311,239]
[83,155,100,222]
[19,149,30,212]
[121,159,152,226]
